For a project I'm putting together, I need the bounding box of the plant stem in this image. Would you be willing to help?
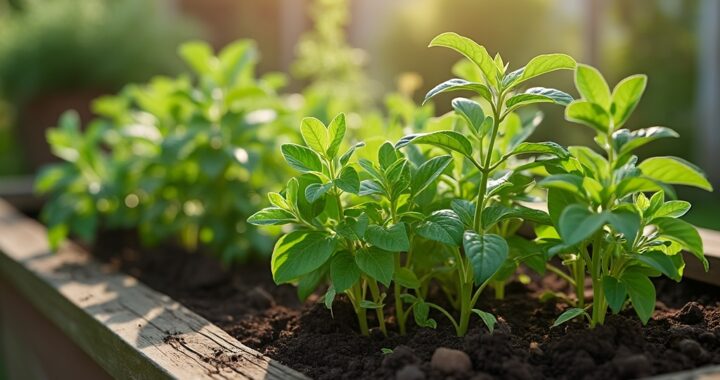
[574,255,585,309]
[350,282,370,336]
[394,254,406,335]
[367,278,387,336]
[494,282,505,300]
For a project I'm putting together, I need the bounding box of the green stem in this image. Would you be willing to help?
[574,255,585,309]
[367,278,387,336]
[494,282,505,300]
[350,282,369,336]
[546,263,577,286]
[394,254,406,335]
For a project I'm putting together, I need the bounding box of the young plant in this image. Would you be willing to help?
[541,64,712,327]
[37,40,291,261]
[396,32,576,336]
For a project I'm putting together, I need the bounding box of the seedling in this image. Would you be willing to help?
[396,32,576,336]
[541,64,712,327]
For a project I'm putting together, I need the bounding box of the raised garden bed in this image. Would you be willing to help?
[1,197,720,379]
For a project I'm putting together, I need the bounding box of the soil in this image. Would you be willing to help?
[93,232,720,380]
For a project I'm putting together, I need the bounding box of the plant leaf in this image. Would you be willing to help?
[331,250,361,292]
[620,271,656,324]
[575,64,611,109]
[396,131,473,158]
[463,231,509,286]
[652,200,691,220]
[603,276,627,314]
[654,217,707,271]
[355,247,395,286]
[452,98,486,135]
[395,267,421,289]
[566,100,611,133]
[300,117,328,154]
[471,309,498,333]
[366,223,410,252]
[635,251,683,281]
[558,205,608,246]
[507,141,569,159]
[327,113,346,158]
[517,53,576,84]
[612,74,647,129]
[424,78,491,104]
[416,210,464,246]
[339,142,365,166]
[272,231,336,284]
[336,166,360,194]
[281,143,323,172]
[552,307,587,327]
[412,155,453,195]
[506,87,573,109]
[638,157,712,191]
[247,207,296,225]
[451,199,476,228]
[612,127,678,157]
[413,301,438,329]
[429,32,498,87]
[305,182,332,203]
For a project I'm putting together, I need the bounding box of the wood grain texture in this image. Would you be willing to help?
[0,199,308,380]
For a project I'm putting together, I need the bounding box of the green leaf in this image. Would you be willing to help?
[413,301,438,329]
[471,309,498,333]
[355,247,395,286]
[323,286,336,309]
[547,188,577,227]
[412,155,453,195]
[339,142,365,166]
[300,117,328,154]
[247,207,296,226]
[568,146,608,177]
[635,251,683,281]
[612,74,647,129]
[575,64,611,109]
[612,127,678,157]
[281,144,323,172]
[178,41,214,75]
[429,32,498,87]
[654,217,707,270]
[451,200,476,228]
[452,97,486,135]
[552,307,587,327]
[482,204,551,229]
[48,224,69,251]
[327,113,346,158]
[335,166,360,194]
[506,87,573,109]
[331,251,361,292]
[378,142,399,170]
[539,174,584,193]
[305,183,332,203]
[366,223,410,252]
[463,232,509,286]
[424,79,491,104]
[603,276,627,314]
[652,201,691,220]
[271,231,337,284]
[607,209,641,250]
[517,53,576,84]
[396,131,473,158]
[395,267,421,289]
[638,157,712,191]
[416,210,464,246]
[507,141,569,159]
[558,205,608,246]
[298,266,326,301]
[620,271,656,324]
[565,100,611,133]
[268,192,291,210]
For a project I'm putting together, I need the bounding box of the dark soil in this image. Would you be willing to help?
[93,232,720,380]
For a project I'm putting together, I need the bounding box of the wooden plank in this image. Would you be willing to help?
[646,364,720,380]
[0,199,308,380]
[0,175,42,212]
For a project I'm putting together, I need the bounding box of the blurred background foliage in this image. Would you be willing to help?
[0,0,717,228]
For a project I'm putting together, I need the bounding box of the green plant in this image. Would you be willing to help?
[37,40,292,261]
[540,64,712,327]
[395,32,576,336]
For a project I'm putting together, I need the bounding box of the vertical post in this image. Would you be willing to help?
[697,0,720,185]
[279,0,309,72]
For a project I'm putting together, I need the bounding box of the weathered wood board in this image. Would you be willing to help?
[0,199,308,380]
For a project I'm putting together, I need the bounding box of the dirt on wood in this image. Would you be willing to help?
[94,232,720,380]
